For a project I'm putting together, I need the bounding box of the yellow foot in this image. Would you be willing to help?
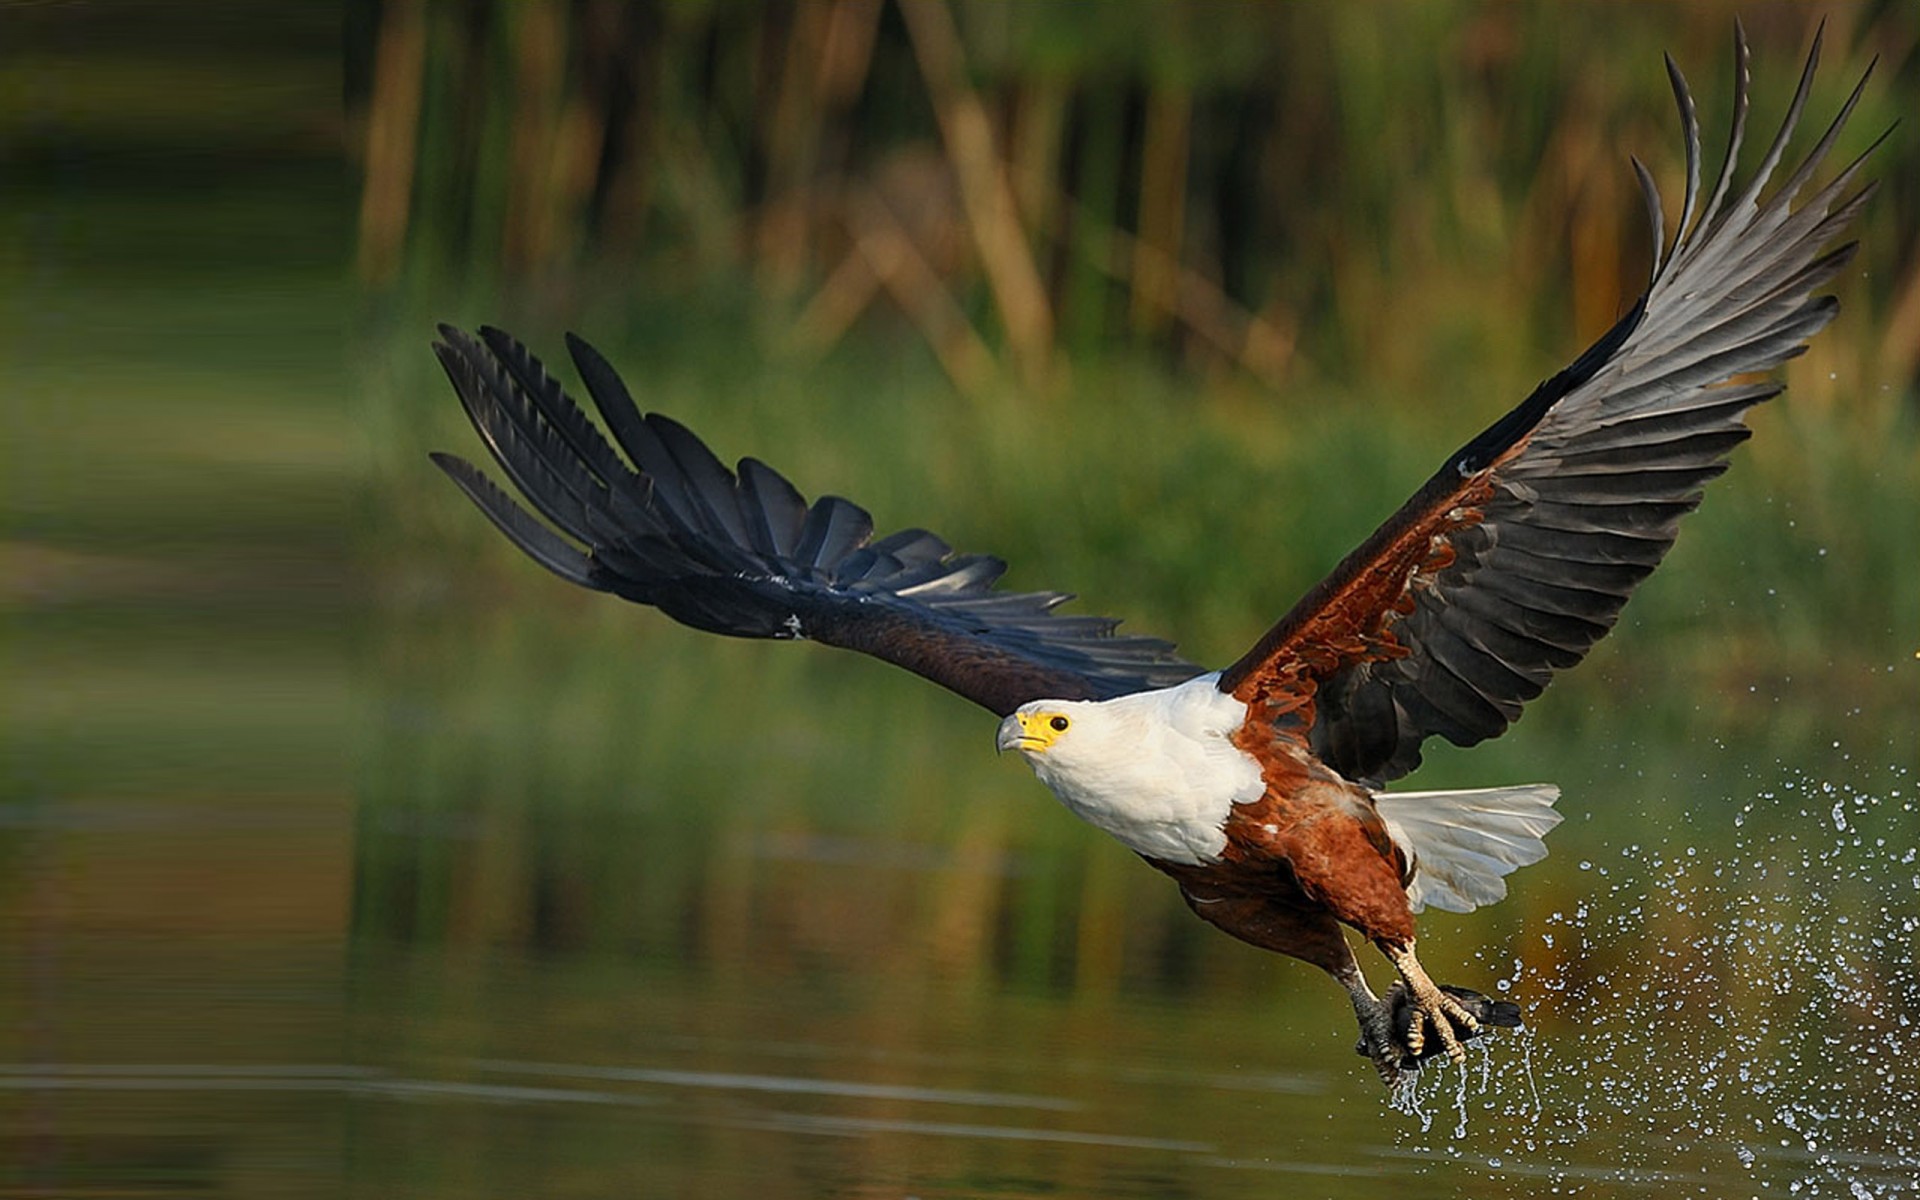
[1385,945,1480,1065]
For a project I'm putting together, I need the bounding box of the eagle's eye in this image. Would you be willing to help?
[1049,715,1070,732]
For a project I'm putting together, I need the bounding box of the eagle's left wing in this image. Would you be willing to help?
[430,326,1200,717]
[1218,26,1881,785]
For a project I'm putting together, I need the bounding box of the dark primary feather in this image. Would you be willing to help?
[1221,23,1880,785]
[431,326,1199,717]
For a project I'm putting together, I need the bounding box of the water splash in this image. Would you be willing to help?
[1396,762,1918,1196]
[1388,1070,1432,1132]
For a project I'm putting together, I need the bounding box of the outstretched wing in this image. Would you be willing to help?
[1219,24,1881,784]
[430,326,1200,717]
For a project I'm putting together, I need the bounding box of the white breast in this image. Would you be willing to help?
[1018,674,1265,865]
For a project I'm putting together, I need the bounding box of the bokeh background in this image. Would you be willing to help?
[5,1,1918,1197]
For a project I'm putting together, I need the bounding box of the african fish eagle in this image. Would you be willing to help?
[428,25,1879,1083]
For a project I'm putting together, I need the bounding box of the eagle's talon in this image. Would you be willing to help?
[1381,945,1494,1068]
[1350,984,1404,1079]
[1420,998,1472,1063]
[1413,989,1477,1062]
[1369,978,1523,1072]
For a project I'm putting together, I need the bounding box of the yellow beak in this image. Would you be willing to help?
[996,711,1061,755]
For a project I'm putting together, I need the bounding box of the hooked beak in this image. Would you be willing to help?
[996,712,1053,755]
[996,714,1026,754]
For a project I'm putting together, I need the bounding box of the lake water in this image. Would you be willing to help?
[7,606,1911,1198]
[347,749,1918,1198]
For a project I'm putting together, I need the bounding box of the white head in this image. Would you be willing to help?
[995,699,1101,768]
[999,695,1165,832]
[991,676,1262,866]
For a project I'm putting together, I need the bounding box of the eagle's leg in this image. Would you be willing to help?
[1333,960,1403,1083]
[1382,941,1478,1063]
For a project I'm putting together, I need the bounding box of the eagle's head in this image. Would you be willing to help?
[995,676,1244,787]
[996,697,1132,796]
[992,676,1258,866]
[990,691,1167,794]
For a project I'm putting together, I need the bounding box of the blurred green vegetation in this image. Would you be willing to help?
[356,0,1919,848]
[352,0,1919,1053]
[349,0,1919,383]
[3,1,1917,1195]
[4,5,347,1197]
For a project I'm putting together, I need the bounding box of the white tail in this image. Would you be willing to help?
[1374,785,1563,914]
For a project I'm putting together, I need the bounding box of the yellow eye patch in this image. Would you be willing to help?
[1011,710,1069,752]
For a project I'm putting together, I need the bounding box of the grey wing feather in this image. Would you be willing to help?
[430,327,1199,717]
[1311,25,1881,784]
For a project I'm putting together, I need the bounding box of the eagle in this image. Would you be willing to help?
[428,28,1878,1083]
